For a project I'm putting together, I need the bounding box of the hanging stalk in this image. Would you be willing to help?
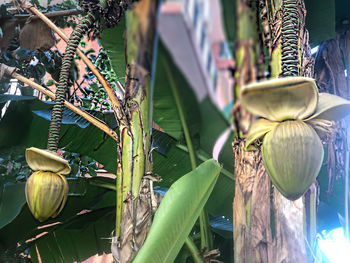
[113,1,159,262]
[281,0,299,76]
[47,13,96,151]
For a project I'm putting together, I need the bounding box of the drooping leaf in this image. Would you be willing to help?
[152,128,177,156]
[0,183,26,229]
[199,96,233,170]
[210,216,233,239]
[305,0,336,47]
[99,17,126,81]
[32,105,101,129]
[29,208,114,263]
[133,159,221,263]
[220,0,235,43]
[0,94,35,104]
[153,41,201,145]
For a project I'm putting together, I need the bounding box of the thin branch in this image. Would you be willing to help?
[4,69,119,142]
[1,9,81,22]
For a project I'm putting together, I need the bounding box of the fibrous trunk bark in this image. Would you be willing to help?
[233,0,314,262]
[314,28,350,239]
[232,1,273,262]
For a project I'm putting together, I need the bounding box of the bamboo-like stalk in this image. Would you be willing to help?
[184,237,205,263]
[164,57,213,251]
[113,1,158,261]
[11,72,119,142]
[20,1,125,123]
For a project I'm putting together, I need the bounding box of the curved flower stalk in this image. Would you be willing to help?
[242,77,350,200]
[25,147,70,222]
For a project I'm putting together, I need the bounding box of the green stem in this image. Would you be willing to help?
[165,59,197,170]
[185,237,205,263]
[88,181,116,191]
[176,144,234,181]
[164,58,213,251]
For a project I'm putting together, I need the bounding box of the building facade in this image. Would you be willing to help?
[159,0,234,109]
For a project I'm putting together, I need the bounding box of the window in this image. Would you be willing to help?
[200,26,206,51]
[212,71,218,91]
[207,52,212,73]
[193,2,199,29]
[219,41,232,59]
[184,0,189,14]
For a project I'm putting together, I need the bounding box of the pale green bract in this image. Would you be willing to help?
[25,171,68,222]
[242,77,350,200]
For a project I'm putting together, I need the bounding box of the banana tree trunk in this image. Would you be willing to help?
[232,1,273,262]
[233,0,314,262]
[112,0,159,262]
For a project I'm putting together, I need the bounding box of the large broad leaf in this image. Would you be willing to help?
[0,94,35,104]
[153,40,201,145]
[220,0,235,43]
[0,98,118,172]
[0,183,26,229]
[99,17,126,81]
[199,97,234,173]
[0,97,176,173]
[133,159,221,263]
[305,0,335,47]
[28,207,114,263]
[335,0,350,32]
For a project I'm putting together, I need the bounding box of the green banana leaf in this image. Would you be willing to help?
[99,17,126,82]
[153,41,201,144]
[28,207,114,263]
[0,182,26,229]
[133,159,221,263]
[305,0,335,47]
[220,0,235,44]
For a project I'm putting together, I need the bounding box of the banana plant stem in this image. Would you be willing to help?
[23,2,126,124]
[185,237,205,263]
[12,72,119,142]
[164,57,213,251]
